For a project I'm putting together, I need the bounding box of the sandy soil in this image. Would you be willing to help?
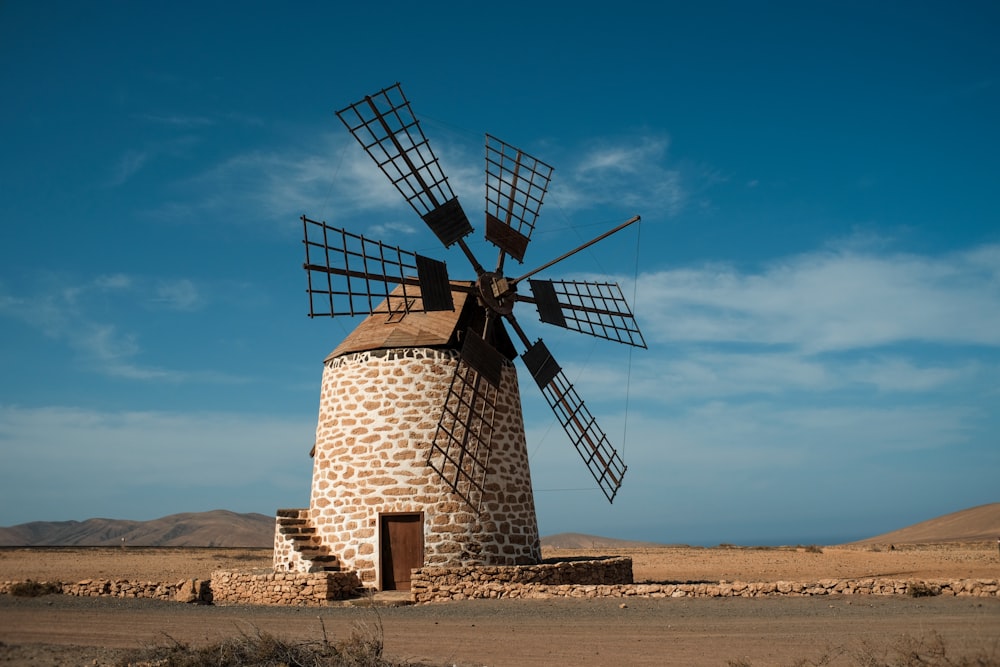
[1,543,998,666]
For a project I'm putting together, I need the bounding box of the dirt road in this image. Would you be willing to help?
[1,544,998,666]
[2,593,997,666]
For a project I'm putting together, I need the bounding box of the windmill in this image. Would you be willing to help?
[284,83,645,589]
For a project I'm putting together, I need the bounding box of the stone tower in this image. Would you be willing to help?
[274,288,541,590]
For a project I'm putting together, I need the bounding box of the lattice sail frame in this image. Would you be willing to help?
[484,134,553,265]
[426,332,505,509]
[302,215,453,316]
[528,279,647,348]
[521,339,626,502]
[336,83,473,248]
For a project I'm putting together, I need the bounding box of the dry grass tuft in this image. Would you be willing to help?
[118,617,429,667]
[906,581,941,597]
[7,580,61,597]
[727,631,999,667]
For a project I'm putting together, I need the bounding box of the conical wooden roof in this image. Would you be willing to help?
[326,282,518,362]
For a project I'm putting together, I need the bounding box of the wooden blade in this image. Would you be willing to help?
[484,134,553,265]
[337,83,473,248]
[302,215,453,317]
[521,340,627,503]
[426,334,503,511]
[528,279,647,348]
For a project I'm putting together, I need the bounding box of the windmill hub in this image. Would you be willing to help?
[476,272,516,315]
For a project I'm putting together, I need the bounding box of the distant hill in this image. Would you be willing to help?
[849,502,1000,545]
[0,510,273,547]
[3,503,996,548]
[544,504,1000,548]
[540,532,667,549]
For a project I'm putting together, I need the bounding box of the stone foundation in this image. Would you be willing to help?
[210,569,362,605]
[412,557,633,602]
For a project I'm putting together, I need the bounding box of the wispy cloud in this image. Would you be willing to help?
[636,244,1000,352]
[162,129,698,233]
[522,240,1000,512]
[138,113,216,128]
[0,273,216,381]
[162,134,406,227]
[153,278,201,311]
[0,404,312,523]
[548,134,687,216]
[107,150,149,187]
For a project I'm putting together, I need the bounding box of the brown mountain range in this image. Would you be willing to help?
[848,502,1000,544]
[0,503,996,548]
[0,509,273,547]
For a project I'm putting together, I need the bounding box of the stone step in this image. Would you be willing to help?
[277,518,308,527]
[279,525,315,535]
[344,590,414,607]
[309,554,340,564]
[276,508,307,518]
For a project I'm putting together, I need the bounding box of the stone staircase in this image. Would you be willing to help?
[275,508,341,572]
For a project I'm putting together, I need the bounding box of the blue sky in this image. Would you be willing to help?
[1,2,997,545]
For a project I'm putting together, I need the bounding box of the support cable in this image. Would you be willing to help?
[622,220,642,458]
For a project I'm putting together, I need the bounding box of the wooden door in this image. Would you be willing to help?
[379,513,423,590]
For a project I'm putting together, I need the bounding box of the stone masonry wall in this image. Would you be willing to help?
[297,347,541,588]
[408,556,999,602]
[411,557,633,602]
[210,569,361,605]
[0,578,209,602]
[414,578,999,603]
[3,569,996,605]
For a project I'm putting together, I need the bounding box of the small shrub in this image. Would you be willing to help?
[119,621,419,667]
[854,630,999,667]
[906,582,940,598]
[802,544,824,554]
[8,580,61,597]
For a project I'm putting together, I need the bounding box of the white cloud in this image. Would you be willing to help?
[108,150,149,187]
[168,134,408,227]
[166,129,696,235]
[139,113,216,128]
[548,133,686,216]
[637,245,1000,351]
[153,278,201,311]
[0,404,313,524]
[94,274,133,290]
[0,274,220,382]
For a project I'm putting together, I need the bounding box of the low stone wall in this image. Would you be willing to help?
[0,578,209,602]
[210,569,362,606]
[414,575,999,602]
[4,570,997,605]
[411,556,633,602]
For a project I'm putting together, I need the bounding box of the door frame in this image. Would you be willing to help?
[378,511,424,591]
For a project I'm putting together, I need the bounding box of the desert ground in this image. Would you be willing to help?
[1,543,998,666]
